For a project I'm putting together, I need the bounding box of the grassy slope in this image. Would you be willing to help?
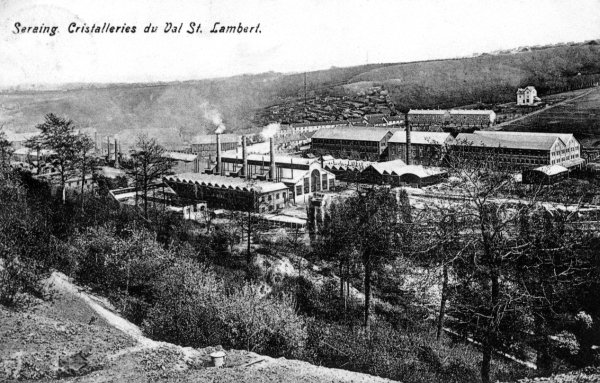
[1,42,599,142]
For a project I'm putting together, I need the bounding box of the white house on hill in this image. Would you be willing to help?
[517,86,541,105]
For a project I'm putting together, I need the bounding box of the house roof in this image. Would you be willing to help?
[454,132,560,150]
[165,173,288,194]
[389,131,451,145]
[312,127,392,141]
[517,86,537,94]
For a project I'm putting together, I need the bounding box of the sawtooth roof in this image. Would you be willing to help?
[366,161,447,178]
[165,173,288,194]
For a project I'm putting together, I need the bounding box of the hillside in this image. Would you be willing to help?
[1,41,600,146]
[0,272,395,383]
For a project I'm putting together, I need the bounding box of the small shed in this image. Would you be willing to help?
[522,165,568,185]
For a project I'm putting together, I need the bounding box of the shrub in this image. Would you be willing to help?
[143,260,307,358]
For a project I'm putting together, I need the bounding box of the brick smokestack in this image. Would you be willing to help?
[242,135,248,179]
[216,133,222,175]
[107,136,111,161]
[114,138,120,168]
[269,137,276,181]
[405,112,411,165]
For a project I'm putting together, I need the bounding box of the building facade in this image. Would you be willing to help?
[452,131,584,169]
[388,131,452,165]
[219,153,336,204]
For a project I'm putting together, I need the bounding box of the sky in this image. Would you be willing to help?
[0,0,599,87]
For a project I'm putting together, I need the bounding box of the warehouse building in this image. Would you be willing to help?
[164,173,289,213]
[388,131,452,165]
[451,131,584,169]
[311,127,394,161]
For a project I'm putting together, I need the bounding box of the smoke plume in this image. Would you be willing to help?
[261,123,280,140]
[201,103,226,134]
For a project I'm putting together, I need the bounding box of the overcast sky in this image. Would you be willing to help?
[0,0,599,87]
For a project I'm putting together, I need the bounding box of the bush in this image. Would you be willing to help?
[143,260,307,358]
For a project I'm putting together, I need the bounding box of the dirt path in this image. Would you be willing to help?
[43,272,397,382]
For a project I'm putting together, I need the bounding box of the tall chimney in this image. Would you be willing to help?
[405,112,411,165]
[242,135,248,179]
[269,137,276,181]
[216,133,222,175]
[107,136,111,161]
[114,138,120,168]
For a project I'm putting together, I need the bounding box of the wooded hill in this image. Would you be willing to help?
[1,40,599,142]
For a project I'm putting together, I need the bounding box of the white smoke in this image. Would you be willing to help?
[261,123,280,140]
[201,103,226,134]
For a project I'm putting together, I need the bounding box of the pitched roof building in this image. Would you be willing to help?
[452,131,584,169]
[311,127,394,161]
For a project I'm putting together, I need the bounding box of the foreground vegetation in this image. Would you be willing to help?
[2,117,600,382]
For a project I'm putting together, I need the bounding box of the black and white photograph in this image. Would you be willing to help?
[1,1,600,382]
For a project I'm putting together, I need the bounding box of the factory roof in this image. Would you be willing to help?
[454,133,561,150]
[12,147,55,156]
[474,131,577,145]
[2,131,38,142]
[221,152,318,167]
[163,152,198,162]
[165,173,288,194]
[312,127,392,141]
[530,165,568,176]
[409,109,495,115]
[389,131,451,145]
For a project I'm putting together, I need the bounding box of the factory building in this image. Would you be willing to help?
[451,131,584,169]
[164,173,289,213]
[311,127,394,161]
[216,137,336,204]
[408,109,496,128]
[388,131,452,165]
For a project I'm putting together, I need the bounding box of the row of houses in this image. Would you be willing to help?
[407,109,496,128]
